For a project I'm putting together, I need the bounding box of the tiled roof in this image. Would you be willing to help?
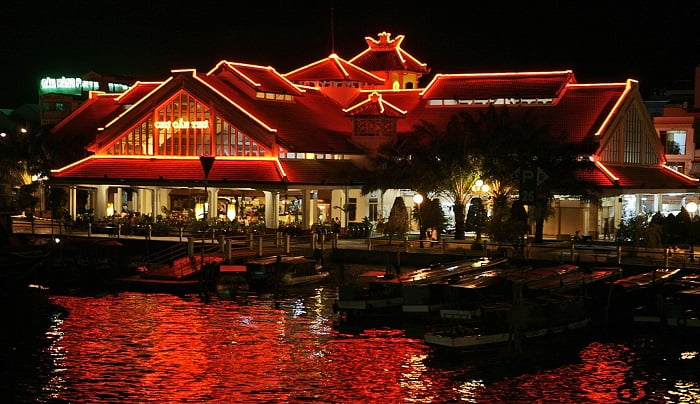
[199,72,362,154]
[344,92,407,117]
[210,62,303,95]
[419,71,575,100]
[50,94,125,144]
[280,159,365,185]
[284,54,385,85]
[576,163,698,190]
[349,32,429,74]
[372,81,627,150]
[51,156,285,184]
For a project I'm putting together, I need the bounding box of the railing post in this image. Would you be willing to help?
[248,232,254,250]
[617,245,622,265]
[257,235,263,257]
[665,247,669,268]
[367,234,372,251]
[187,236,195,257]
[225,239,232,261]
[117,223,122,239]
[87,222,92,237]
[286,234,291,254]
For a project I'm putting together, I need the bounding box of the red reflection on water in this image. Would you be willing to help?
[44,292,461,403]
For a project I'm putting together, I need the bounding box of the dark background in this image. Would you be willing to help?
[1,1,698,106]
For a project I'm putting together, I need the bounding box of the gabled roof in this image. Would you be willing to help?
[50,93,125,144]
[368,79,628,149]
[419,71,575,100]
[577,162,698,190]
[349,32,429,74]
[198,71,362,154]
[208,61,303,95]
[284,54,385,85]
[343,92,407,117]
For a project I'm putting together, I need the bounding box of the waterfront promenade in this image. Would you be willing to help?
[8,217,699,272]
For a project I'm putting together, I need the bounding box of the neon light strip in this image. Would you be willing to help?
[105,78,173,128]
[419,71,574,97]
[594,161,619,182]
[594,80,635,137]
[662,164,699,182]
[192,72,277,133]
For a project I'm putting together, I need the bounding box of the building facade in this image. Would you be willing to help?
[48,32,699,238]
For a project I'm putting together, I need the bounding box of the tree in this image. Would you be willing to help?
[383,196,409,242]
[465,197,488,241]
[459,105,599,243]
[362,120,482,240]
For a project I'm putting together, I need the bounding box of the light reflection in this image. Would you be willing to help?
[680,351,698,360]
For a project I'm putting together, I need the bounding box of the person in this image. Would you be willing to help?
[603,218,610,240]
[431,227,439,247]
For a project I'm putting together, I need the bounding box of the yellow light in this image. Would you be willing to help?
[413,193,423,205]
[687,202,698,215]
[195,203,204,219]
[106,202,114,217]
[226,203,236,221]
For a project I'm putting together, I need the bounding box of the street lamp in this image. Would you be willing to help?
[687,201,697,262]
[413,193,424,248]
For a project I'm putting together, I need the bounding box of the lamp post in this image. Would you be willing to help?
[199,156,215,271]
[413,193,424,248]
[687,201,697,262]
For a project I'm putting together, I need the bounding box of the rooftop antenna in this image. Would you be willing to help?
[330,8,335,54]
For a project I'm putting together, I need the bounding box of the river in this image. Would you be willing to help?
[4,279,700,403]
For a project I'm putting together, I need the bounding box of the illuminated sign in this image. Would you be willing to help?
[39,76,130,96]
[155,117,209,130]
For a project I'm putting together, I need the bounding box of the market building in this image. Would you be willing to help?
[48,32,698,238]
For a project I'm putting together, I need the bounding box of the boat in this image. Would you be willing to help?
[246,255,329,289]
[630,273,700,329]
[424,294,591,350]
[334,256,507,319]
[601,267,684,326]
[402,258,511,315]
[216,264,250,299]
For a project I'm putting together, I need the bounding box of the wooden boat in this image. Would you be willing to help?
[246,255,328,289]
[216,264,250,298]
[402,258,511,314]
[424,294,591,350]
[334,257,506,318]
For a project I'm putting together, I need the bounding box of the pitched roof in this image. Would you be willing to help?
[419,71,575,100]
[209,61,303,95]
[343,92,407,117]
[280,159,365,185]
[284,54,385,85]
[50,155,365,187]
[51,156,286,185]
[349,32,429,74]
[576,162,698,190]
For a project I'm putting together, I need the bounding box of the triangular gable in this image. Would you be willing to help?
[88,70,280,155]
[284,54,385,85]
[92,89,274,157]
[595,81,665,166]
[343,92,407,117]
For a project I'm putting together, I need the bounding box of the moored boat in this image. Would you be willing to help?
[424,294,591,350]
[246,255,328,289]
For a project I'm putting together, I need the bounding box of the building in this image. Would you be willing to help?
[47,32,698,238]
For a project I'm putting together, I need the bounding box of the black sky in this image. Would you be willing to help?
[1,1,698,107]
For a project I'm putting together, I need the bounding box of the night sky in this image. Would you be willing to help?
[1,1,698,107]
